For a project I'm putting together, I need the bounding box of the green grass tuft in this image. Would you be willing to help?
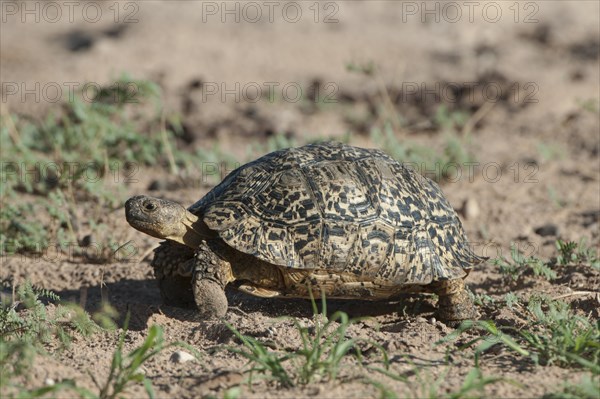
[494,243,557,282]
[439,297,599,373]
[0,280,107,394]
[222,293,388,387]
[555,239,599,269]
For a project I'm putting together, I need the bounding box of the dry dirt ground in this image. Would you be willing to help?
[1,1,599,398]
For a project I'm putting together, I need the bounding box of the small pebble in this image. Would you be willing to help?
[266,326,277,337]
[534,224,559,237]
[429,317,437,324]
[461,198,480,220]
[170,350,195,364]
[44,378,55,386]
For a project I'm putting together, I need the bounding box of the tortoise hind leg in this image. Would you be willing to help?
[430,279,477,326]
[152,243,196,308]
[159,272,195,308]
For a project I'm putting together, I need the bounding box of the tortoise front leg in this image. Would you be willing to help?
[430,278,477,326]
[192,241,234,318]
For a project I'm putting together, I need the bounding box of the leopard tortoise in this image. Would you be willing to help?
[125,142,485,324]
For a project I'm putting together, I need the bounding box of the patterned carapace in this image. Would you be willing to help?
[187,142,484,287]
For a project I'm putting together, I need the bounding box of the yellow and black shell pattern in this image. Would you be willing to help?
[189,142,485,286]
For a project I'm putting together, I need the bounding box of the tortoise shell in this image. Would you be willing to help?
[189,142,483,286]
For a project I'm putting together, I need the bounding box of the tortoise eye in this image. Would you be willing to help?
[143,201,157,212]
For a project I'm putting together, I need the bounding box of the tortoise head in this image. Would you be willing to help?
[125,195,208,248]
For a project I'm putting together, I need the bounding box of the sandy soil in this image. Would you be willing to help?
[1,1,599,398]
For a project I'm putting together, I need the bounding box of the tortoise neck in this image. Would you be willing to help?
[172,210,215,248]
